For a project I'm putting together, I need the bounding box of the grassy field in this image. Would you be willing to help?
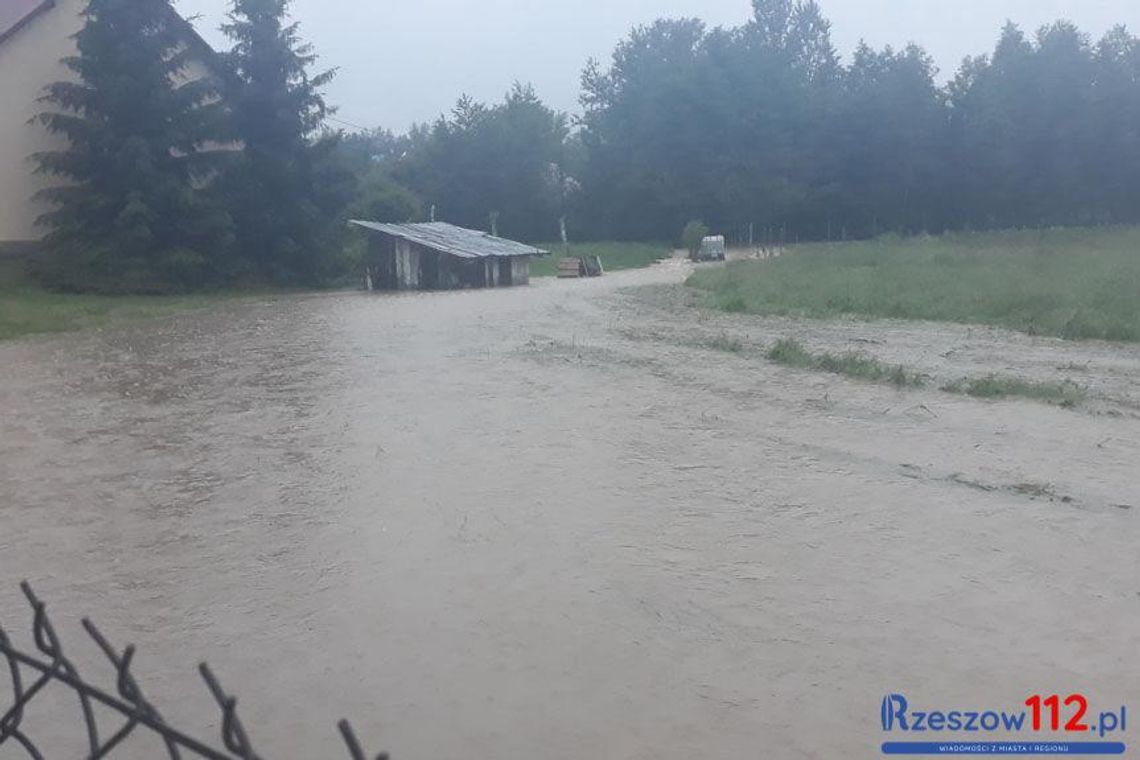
[688,227,1140,342]
[531,242,672,277]
[0,257,221,341]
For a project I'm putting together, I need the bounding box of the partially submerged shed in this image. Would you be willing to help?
[350,221,548,291]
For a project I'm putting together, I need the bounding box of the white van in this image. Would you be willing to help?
[697,235,727,261]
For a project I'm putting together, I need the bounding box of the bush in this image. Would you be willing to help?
[682,220,710,258]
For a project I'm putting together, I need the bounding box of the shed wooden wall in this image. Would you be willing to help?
[394,238,420,289]
[511,257,530,286]
[367,232,532,291]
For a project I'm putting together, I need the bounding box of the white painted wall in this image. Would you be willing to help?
[0,0,84,242]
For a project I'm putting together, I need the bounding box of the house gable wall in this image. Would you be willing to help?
[0,0,84,243]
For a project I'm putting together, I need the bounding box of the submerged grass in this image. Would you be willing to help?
[705,332,745,353]
[943,374,1086,407]
[767,337,1085,406]
[766,338,924,387]
[688,227,1140,342]
[531,241,671,277]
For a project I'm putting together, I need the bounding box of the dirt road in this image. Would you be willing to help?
[2,259,1139,758]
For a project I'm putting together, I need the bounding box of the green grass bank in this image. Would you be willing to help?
[688,227,1140,342]
[531,242,672,277]
[0,257,223,341]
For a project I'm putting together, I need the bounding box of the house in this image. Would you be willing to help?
[0,0,219,251]
[350,221,548,291]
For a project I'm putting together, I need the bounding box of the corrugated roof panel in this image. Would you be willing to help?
[349,221,549,259]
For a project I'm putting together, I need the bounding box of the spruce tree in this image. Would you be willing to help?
[221,0,354,285]
[34,0,232,293]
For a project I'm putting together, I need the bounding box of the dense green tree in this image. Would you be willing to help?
[573,6,1140,242]
[338,128,404,166]
[948,22,1109,229]
[577,18,712,239]
[682,220,710,256]
[836,42,946,236]
[33,0,232,292]
[787,1,841,84]
[351,167,422,223]
[394,84,570,240]
[351,5,1140,247]
[221,0,355,284]
[1090,26,1140,222]
[751,0,794,52]
[576,3,848,240]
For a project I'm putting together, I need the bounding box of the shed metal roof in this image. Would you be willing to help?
[349,221,548,259]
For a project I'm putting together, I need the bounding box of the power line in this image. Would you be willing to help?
[325,114,371,132]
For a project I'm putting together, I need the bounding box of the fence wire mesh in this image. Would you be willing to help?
[0,582,388,760]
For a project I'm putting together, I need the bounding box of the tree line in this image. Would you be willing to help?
[32,0,1140,292]
[391,0,1140,243]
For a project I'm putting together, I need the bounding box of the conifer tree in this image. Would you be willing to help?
[222,0,354,285]
[34,0,232,292]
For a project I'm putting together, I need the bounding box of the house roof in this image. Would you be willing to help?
[0,0,54,45]
[349,221,549,259]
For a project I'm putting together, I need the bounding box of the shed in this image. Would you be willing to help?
[350,220,548,291]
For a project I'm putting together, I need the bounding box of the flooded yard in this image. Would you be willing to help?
[2,259,1139,758]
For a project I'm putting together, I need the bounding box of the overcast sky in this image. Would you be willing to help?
[177,0,1139,133]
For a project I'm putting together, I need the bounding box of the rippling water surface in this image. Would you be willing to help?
[2,262,1138,758]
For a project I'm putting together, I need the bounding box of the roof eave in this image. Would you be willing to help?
[0,0,55,47]
[349,220,547,258]
[165,9,232,82]
[0,1,225,80]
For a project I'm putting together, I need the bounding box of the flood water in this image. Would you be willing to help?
[2,260,1139,759]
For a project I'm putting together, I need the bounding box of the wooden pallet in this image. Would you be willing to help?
[557,258,584,278]
[557,256,605,278]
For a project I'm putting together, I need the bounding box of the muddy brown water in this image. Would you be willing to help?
[2,258,1139,759]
